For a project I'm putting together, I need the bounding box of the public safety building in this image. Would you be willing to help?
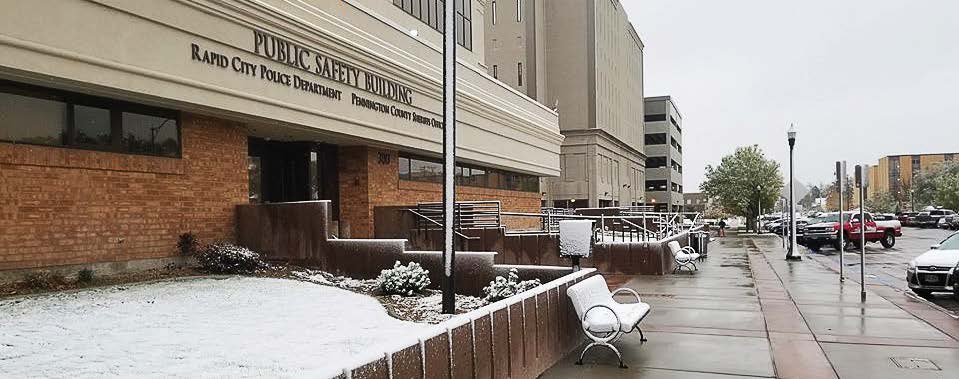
[0,0,563,272]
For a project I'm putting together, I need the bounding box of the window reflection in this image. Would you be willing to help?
[398,154,538,192]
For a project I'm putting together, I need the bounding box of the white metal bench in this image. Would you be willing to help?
[566,275,651,368]
[668,240,700,272]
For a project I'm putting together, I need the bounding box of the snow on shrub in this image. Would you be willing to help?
[195,243,265,274]
[482,269,541,302]
[377,261,431,296]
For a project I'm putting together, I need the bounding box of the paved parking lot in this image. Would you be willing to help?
[803,227,959,315]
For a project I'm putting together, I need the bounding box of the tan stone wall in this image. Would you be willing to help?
[0,114,247,270]
[338,147,541,238]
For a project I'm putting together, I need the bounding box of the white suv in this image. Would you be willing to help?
[907,232,959,298]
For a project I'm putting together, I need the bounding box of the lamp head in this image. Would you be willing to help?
[787,124,797,144]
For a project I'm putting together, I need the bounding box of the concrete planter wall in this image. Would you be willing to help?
[236,201,574,297]
[324,268,597,379]
[409,228,695,276]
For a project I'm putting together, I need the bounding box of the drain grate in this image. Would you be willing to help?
[890,357,940,370]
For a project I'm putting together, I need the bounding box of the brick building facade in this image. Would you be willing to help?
[0,0,562,273]
[338,146,541,238]
[0,115,247,270]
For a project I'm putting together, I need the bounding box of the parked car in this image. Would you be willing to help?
[907,232,959,298]
[803,212,901,251]
[938,214,958,230]
[899,212,919,227]
[873,213,896,222]
[915,209,956,228]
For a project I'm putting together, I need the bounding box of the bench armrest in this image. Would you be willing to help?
[582,304,621,342]
[611,287,642,304]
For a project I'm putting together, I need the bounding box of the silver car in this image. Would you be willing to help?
[907,232,959,298]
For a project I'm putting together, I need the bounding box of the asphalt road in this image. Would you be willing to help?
[803,226,959,315]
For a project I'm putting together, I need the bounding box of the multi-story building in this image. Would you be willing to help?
[485,0,647,208]
[0,0,563,272]
[643,96,683,212]
[867,153,957,209]
[684,192,708,214]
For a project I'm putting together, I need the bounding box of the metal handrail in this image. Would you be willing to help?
[501,211,660,242]
[407,209,479,241]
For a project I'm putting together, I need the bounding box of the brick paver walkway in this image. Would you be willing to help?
[542,232,959,378]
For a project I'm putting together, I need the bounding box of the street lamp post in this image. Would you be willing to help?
[441,0,457,314]
[786,125,800,260]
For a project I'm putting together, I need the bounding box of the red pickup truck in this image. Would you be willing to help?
[802,212,902,251]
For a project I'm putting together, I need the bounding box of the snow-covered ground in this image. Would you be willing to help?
[0,277,427,378]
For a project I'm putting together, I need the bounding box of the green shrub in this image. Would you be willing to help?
[195,243,265,274]
[377,261,431,296]
[77,268,95,283]
[482,269,541,302]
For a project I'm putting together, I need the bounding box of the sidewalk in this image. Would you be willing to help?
[541,232,959,378]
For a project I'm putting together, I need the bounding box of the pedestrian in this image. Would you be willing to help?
[718,218,727,237]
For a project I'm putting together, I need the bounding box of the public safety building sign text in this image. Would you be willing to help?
[188,29,443,130]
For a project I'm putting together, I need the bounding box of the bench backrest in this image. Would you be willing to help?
[667,240,683,255]
[566,275,613,319]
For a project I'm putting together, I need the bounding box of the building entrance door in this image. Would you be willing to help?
[247,138,339,217]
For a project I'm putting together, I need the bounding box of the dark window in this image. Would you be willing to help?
[121,112,179,157]
[517,62,523,87]
[516,0,523,22]
[491,1,497,25]
[492,64,498,79]
[410,158,442,182]
[912,155,921,173]
[644,114,667,122]
[0,90,67,146]
[644,133,666,145]
[72,105,111,147]
[394,0,472,50]
[646,156,667,168]
[399,154,538,192]
[398,156,411,180]
[670,115,681,132]
[945,154,954,161]
[0,81,180,157]
[645,180,667,191]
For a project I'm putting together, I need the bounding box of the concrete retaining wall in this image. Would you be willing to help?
[236,201,573,297]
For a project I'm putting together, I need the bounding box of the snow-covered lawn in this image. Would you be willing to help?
[0,276,427,378]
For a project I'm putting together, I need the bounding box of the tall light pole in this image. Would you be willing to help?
[786,125,800,260]
[441,0,457,314]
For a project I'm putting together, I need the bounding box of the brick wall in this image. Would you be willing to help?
[338,147,542,238]
[0,114,247,270]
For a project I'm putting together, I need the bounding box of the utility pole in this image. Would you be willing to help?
[441,0,457,314]
[856,165,866,302]
[837,161,845,282]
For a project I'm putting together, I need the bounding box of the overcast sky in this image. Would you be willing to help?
[621,0,959,190]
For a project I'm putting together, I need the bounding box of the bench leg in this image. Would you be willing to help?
[576,341,627,369]
[636,325,647,342]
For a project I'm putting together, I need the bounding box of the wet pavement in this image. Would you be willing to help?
[542,232,959,378]
[801,227,958,314]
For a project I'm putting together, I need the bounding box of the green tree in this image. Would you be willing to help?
[911,161,959,210]
[933,164,959,210]
[700,145,784,232]
[865,191,897,214]
[799,185,824,209]
[911,169,938,208]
